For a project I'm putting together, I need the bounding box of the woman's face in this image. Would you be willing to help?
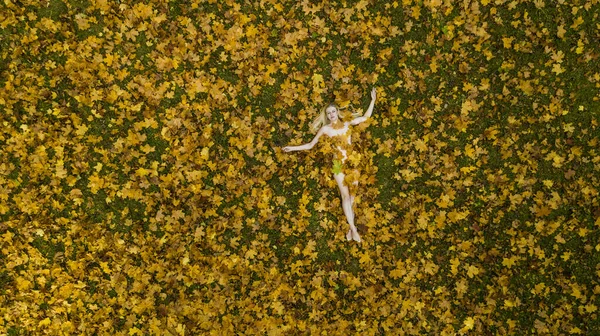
[326,106,339,123]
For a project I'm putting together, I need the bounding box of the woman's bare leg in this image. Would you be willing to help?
[349,181,359,242]
[334,173,361,242]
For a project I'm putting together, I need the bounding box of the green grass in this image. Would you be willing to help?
[1,0,599,334]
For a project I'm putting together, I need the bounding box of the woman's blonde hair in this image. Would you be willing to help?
[309,102,362,133]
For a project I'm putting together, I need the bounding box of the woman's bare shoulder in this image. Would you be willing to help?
[321,124,333,136]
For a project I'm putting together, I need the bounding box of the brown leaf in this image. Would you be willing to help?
[357,223,367,234]
[593,208,600,219]
[564,169,575,179]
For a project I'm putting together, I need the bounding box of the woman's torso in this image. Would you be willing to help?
[323,122,352,162]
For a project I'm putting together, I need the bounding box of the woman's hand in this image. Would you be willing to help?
[282,146,292,152]
[371,87,377,101]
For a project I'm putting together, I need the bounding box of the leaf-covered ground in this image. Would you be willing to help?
[1,0,600,334]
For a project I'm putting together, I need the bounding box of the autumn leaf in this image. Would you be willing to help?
[2,1,598,334]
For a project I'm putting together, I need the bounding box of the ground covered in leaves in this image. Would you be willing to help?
[1,0,600,334]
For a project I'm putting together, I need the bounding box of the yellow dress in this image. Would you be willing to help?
[320,125,364,197]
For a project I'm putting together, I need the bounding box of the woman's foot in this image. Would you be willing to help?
[346,229,352,241]
[351,227,361,243]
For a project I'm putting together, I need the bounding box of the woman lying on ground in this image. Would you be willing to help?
[283,87,377,243]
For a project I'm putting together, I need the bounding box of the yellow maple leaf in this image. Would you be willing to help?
[271,301,285,315]
[463,317,474,330]
[88,173,105,194]
[414,138,428,152]
[519,80,534,95]
[552,63,565,75]
[436,193,452,208]
[128,327,143,336]
[312,73,324,91]
[55,159,67,179]
[315,201,327,212]
[430,60,438,73]
[460,166,476,174]
[460,99,475,115]
[16,277,32,291]
[245,24,258,37]
[450,257,460,275]
[100,261,111,274]
[359,252,372,264]
[466,264,480,278]
[576,40,584,54]
[411,5,421,19]
[302,240,317,257]
[399,169,419,182]
[569,327,583,334]
[38,317,51,327]
[75,124,88,136]
[435,210,447,228]
[245,248,257,259]
[502,256,518,268]
[557,25,566,38]
[455,278,468,295]
[571,16,583,29]
[417,211,430,229]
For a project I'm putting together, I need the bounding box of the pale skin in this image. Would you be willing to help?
[283,87,377,242]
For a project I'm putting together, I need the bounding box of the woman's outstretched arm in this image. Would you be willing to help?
[350,87,377,125]
[282,126,325,152]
